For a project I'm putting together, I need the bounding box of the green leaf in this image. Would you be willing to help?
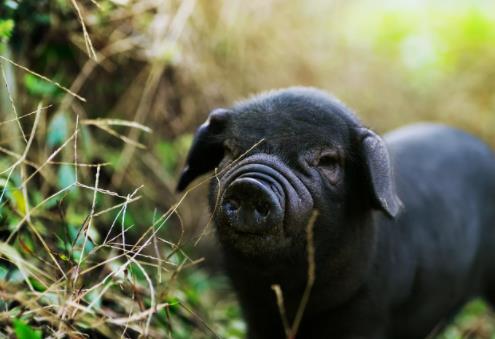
[28,278,46,292]
[23,73,59,98]
[67,224,95,261]
[0,19,14,42]
[13,319,42,339]
[57,164,76,189]
[128,262,146,281]
[47,113,69,148]
[84,289,102,309]
[0,264,8,279]
[10,188,27,215]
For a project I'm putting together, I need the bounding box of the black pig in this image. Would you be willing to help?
[177,87,495,339]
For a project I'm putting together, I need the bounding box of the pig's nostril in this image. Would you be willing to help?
[256,202,271,217]
[224,198,240,212]
[220,177,284,234]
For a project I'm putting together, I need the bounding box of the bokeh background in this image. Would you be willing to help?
[1,0,495,337]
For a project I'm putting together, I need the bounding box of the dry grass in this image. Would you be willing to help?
[271,210,318,339]
[0,137,225,336]
[0,55,221,338]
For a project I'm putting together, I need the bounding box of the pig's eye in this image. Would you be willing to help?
[315,151,341,184]
[315,150,340,168]
[317,154,338,168]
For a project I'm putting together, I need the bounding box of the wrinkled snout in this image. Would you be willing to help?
[221,177,284,234]
[214,154,314,244]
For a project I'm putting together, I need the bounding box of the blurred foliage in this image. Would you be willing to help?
[13,319,42,339]
[0,19,14,43]
[0,0,494,337]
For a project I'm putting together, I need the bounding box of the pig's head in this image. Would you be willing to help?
[177,87,401,263]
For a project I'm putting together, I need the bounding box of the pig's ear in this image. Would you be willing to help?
[356,127,403,218]
[176,109,230,192]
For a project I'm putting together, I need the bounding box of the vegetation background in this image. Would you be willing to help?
[1,0,495,338]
